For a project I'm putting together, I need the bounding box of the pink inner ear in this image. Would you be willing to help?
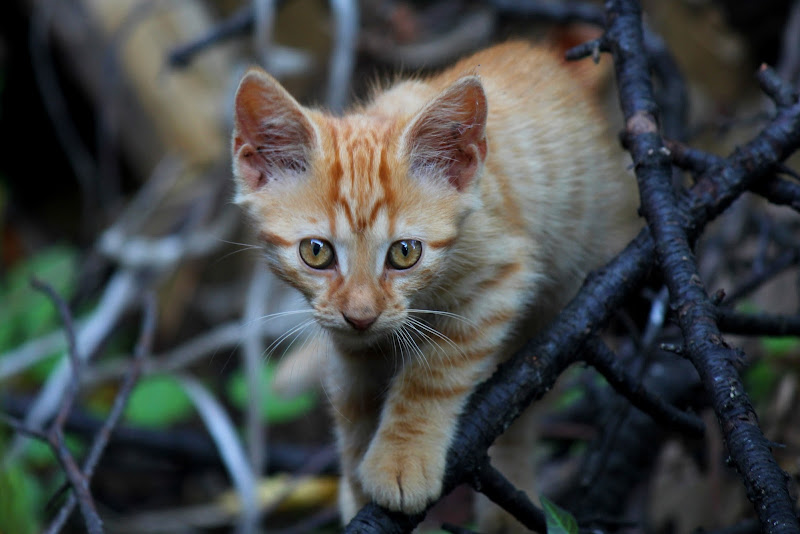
[233,70,314,191]
[406,76,488,191]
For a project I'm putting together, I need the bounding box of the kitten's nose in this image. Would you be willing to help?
[343,313,378,331]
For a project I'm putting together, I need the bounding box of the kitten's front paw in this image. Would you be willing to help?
[357,444,445,514]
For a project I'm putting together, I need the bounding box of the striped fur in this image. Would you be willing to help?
[233,41,640,531]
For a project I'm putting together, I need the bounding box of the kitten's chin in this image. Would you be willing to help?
[327,325,392,353]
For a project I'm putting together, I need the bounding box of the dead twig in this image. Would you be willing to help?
[43,293,158,534]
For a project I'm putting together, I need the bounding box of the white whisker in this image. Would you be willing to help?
[242,308,315,328]
[406,308,477,328]
[261,319,316,362]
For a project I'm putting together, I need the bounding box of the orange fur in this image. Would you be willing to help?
[232,41,639,532]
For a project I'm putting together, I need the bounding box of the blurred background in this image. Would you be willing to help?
[0,0,798,533]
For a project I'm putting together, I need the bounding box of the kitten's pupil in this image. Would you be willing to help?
[312,240,322,256]
[400,242,409,256]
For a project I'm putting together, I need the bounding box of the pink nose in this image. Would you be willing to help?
[343,314,378,331]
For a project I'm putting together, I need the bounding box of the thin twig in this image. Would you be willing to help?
[21,279,105,534]
[43,293,158,534]
[5,270,142,463]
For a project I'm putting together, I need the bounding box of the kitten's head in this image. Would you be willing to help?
[232,69,487,348]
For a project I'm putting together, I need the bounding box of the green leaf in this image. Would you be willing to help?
[541,495,578,534]
[124,375,195,428]
[0,463,41,534]
[226,361,316,423]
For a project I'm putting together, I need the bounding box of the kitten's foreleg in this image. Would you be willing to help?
[357,354,495,514]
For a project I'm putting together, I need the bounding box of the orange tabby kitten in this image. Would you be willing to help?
[232,41,639,530]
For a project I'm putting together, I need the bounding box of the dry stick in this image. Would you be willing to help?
[603,1,798,533]
[43,293,157,534]
[29,278,103,534]
[345,16,800,534]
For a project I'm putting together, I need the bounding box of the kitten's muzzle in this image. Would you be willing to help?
[343,313,379,331]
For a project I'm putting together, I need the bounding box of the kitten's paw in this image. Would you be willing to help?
[357,445,445,514]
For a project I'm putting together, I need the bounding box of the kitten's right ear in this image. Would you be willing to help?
[232,68,316,193]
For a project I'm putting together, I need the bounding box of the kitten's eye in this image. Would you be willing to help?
[299,238,335,269]
[387,240,422,270]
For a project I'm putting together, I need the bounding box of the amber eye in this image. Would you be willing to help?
[299,238,335,269]
[387,240,422,270]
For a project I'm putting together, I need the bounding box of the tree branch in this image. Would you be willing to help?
[602,1,798,532]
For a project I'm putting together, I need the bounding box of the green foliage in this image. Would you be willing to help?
[734,301,799,404]
[124,375,195,428]
[744,360,779,404]
[0,463,40,534]
[22,433,85,469]
[0,245,78,353]
[0,431,44,534]
[541,495,579,534]
[761,336,800,358]
[226,361,316,423]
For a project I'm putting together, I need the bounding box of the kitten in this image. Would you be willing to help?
[232,41,639,530]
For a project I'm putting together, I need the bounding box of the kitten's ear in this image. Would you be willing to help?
[402,76,488,191]
[232,68,316,192]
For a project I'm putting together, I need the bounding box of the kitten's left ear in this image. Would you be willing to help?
[402,76,488,191]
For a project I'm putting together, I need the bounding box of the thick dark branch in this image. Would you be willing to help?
[717,309,800,337]
[753,176,800,213]
[666,139,800,214]
[581,338,704,436]
[605,2,798,533]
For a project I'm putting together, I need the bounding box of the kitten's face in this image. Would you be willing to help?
[232,70,487,348]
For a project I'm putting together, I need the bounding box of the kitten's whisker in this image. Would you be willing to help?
[407,308,478,328]
[405,317,445,358]
[213,244,263,265]
[406,316,463,365]
[277,321,317,360]
[261,319,316,362]
[398,324,432,376]
[242,309,315,328]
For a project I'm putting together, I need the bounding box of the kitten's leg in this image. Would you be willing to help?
[326,358,383,523]
[357,349,496,515]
